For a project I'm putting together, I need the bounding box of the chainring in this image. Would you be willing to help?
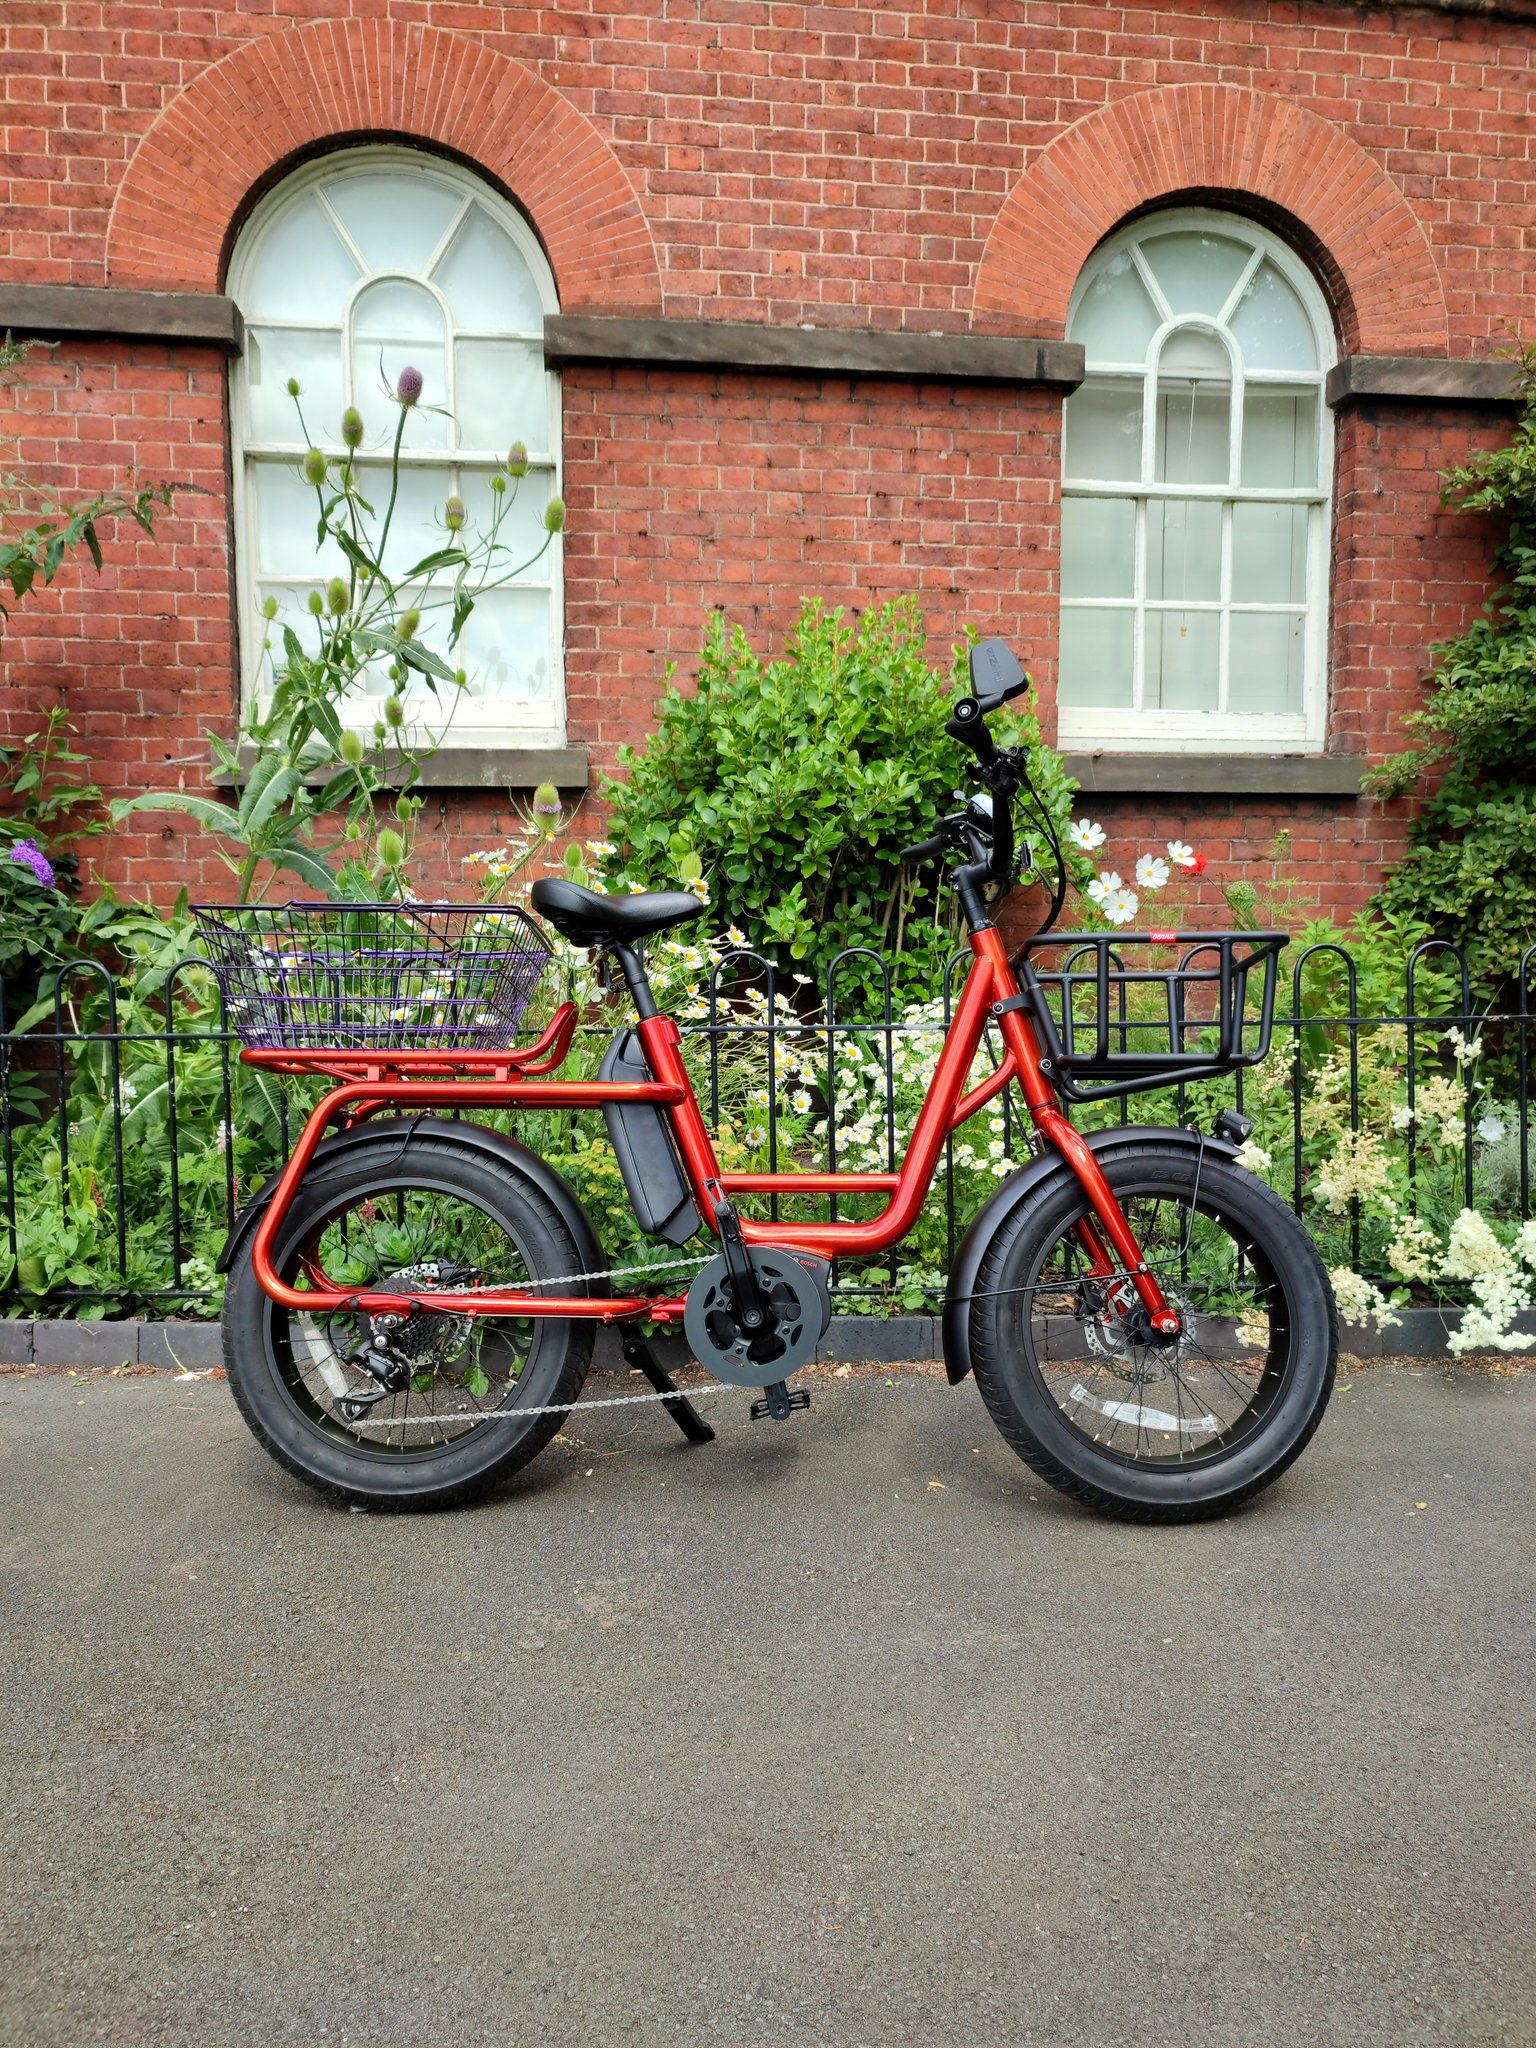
[683,1248,832,1388]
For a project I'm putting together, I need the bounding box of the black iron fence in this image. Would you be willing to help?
[3,939,1532,1318]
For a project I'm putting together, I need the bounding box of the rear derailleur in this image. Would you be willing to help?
[333,1260,480,1421]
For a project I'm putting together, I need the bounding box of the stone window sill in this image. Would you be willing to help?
[213,744,589,790]
[1062,754,1365,797]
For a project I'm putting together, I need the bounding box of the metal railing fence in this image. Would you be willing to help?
[2,939,1532,1318]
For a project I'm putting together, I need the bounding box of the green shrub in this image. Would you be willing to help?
[600,596,1079,997]
[1372,341,1536,995]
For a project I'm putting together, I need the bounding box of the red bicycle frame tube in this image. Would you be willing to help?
[245,929,1175,1330]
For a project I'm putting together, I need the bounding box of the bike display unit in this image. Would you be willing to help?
[199,640,1337,1522]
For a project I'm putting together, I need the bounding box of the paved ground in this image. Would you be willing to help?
[2,1360,1534,2048]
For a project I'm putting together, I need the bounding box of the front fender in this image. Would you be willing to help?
[216,1117,609,1293]
[940,1124,1238,1385]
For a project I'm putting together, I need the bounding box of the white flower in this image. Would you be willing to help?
[1386,1216,1441,1285]
[1444,1025,1483,1067]
[1478,1113,1507,1145]
[1068,818,1106,852]
[1390,1103,1414,1132]
[1135,854,1171,891]
[744,1124,767,1148]
[1235,1312,1269,1349]
[790,1090,811,1113]
[1235,1139,1272,1174]
[1102,886,1139,927]
[1085,869,1121,907]
[1330,1267,1402,1333]
[1167,840,1197,868]
[726,926,748,947]
[584,839,616,857]
[625,880,647,894]
[748,1087,770,1109]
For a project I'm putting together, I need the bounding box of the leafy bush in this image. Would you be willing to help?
[1372,341,1536,994]
[601,597,1080,996]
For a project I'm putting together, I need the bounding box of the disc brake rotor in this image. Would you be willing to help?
[683,1248,831,1388]
[1080,1278,1196,1382]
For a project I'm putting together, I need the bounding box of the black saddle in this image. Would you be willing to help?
[530,877,705,948]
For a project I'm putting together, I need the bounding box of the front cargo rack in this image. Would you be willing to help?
[1014,929,1286,1104]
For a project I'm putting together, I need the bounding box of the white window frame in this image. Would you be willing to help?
[227,145,566,749]
[1058,208,1336,754]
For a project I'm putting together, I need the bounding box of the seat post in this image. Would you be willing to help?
[610,942,659,1020]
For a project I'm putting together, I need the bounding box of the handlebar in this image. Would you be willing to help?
[897,639,1068,941]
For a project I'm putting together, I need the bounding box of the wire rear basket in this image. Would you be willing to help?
[193,902,554,1052]
[1015,930,1286,1103]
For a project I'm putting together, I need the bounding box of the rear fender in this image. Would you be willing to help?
[216,1116,609,1293]
[940,1124,1238,1385]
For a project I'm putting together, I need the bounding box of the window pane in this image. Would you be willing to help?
[1061,497,1135,599]
[454,340,549,457]
[1068,251,1160,365]
[434,206,545,332]
[1229,612,1304,715]
[1140,231,1252,319]
[324,172,463,275]
[246,328,343,444]
[1146,610,1219,711]
[1147,499,1222,602]
[1241,388,1318,488]
[352,281,448,449]
[251,464,349,578]
[1232,503,1309,604]
[1058,608,1134,708]
[242,192,358,321]
[460,471,557,565]
[1154,378,1230,485]
[1231,262,1318,372]
[1063,382,1143,482]
[345,463,460,580]
[456,587,556,703]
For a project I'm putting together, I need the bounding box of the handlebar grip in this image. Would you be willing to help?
[901,832,946,865]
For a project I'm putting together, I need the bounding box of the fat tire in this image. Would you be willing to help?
[222,1132,594,1512]
[969,1142,1337,1522]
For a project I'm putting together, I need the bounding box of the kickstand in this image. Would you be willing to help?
[620,1331,716,1445]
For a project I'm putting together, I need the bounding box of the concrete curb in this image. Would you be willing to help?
[2,1306,1532,1369]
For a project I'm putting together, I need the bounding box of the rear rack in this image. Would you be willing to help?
[1015,930,1286,1104]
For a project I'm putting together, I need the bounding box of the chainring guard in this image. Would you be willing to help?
[683,1248,832,1388]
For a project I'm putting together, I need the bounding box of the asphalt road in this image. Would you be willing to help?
[3,1360,1534,2048]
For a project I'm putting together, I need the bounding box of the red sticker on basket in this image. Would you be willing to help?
[1150,929,1178,943]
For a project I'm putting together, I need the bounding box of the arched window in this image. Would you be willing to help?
[1058,210,1334,752]
[228,147,563,746]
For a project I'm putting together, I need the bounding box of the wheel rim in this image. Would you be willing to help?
[1021,1184,1294,1469]
[266,1173,548,1459]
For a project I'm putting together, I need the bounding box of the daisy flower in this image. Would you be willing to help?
[744,1124,767,1148]
[1135,854,1171,891]
[1103,886,1139,926]
[727,926,748,947]
[584,839,616,857]
[790,1090,811,1114]
[1068,818,1106,853]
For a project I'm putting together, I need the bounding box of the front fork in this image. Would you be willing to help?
[976,930,1182,1340]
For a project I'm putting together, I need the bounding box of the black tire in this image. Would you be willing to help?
[969,1142,1337,1522]
[222,1131,595,1511]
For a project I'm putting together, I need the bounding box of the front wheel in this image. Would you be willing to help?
[968,1142,1337,1522]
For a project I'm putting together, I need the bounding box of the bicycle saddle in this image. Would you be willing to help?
[530,877,705,947]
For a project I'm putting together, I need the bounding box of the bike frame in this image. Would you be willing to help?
[243,923,1179,1336]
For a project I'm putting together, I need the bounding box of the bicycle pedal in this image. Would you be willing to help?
[749,1382,811,1423]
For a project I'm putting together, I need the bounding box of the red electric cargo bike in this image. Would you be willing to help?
[198,641,1337,1520]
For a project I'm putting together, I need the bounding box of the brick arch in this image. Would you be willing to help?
[974,85,1448,355]
[107,18,660,312]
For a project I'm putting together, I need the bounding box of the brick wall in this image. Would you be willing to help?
[0,0,1530,914]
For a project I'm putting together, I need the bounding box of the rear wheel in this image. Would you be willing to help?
[222,1132,594,1511]
[969,1142,1336,1521]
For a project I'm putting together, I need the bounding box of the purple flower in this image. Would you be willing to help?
[396,365,424,407]
[9,839,55,888]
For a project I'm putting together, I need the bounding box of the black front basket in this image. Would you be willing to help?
[1015,930,1286,1104]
